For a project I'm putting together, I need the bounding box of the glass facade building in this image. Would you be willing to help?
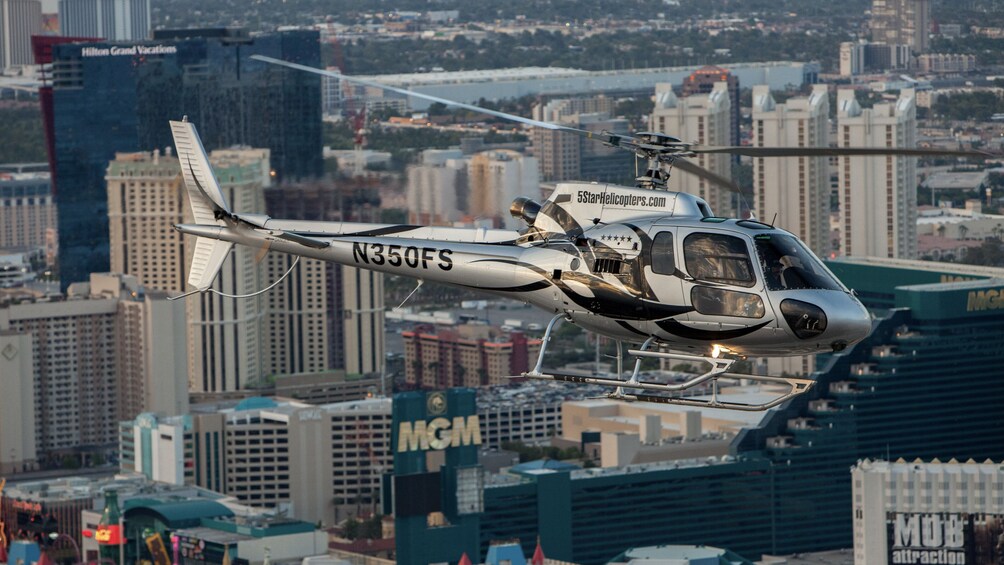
[397,258,1004,564]
[51,28,322,287]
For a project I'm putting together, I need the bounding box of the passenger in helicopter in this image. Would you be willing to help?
[779,255,810,289]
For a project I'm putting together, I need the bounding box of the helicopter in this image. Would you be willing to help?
[169,56,989,411]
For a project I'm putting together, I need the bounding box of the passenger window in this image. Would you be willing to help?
[650,231,675,275]
[691,287,765,318]
[683,233,755,287]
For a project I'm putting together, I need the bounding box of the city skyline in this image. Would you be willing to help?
[2,4,1004,565]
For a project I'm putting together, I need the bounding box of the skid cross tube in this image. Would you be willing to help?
[519,340,815,411]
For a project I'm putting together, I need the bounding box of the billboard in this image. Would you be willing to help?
[887,512,1004,564]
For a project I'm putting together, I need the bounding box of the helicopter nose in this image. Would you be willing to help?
[825,293,873,352]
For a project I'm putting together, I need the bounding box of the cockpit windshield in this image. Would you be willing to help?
[755,233,846,291]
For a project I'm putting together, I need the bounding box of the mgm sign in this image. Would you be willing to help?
[395,391,483,453]
[397,415,482,452]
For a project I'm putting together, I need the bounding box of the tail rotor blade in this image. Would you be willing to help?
[255,239,272,264]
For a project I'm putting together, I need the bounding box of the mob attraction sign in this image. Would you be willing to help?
[888,512,1004,564]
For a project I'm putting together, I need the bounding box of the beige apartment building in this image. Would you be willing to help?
[107,149,382,389]
[0,273,187,470]
[751,84,831,255]
[837,88,918,259]
[468,149,539,229]
[120,397,392,526]
[0,170,55,253]
[650,82,734,216]
[106,148,269,392]
[403,325,541,388]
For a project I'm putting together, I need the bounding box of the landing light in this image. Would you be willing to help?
[711,344,732,358]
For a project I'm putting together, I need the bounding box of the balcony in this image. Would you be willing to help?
[808,399,837,413]
[850,363,884,376]
[788,417,819,431]
[871,345,900,358]
[827,383,859,395]
[767,436,796,449]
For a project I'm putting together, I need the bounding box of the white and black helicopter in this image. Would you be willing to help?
[170,56,988,411]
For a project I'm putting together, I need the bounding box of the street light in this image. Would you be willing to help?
[47,532,81,565]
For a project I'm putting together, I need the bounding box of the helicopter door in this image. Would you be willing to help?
[677,230,768,331]
[643,228,689,318]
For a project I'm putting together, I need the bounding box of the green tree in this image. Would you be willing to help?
[61,455,81,470]
[343,517,361,540]
[0,104,47,163]
[960,239,1004,267]
[363,514,383,539]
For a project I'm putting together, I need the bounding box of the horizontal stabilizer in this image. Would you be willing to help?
[188,237,233,291]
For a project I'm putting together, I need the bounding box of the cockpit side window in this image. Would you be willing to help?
[683,233,755,287]
[754,233,845,291]
[650,231,675,275]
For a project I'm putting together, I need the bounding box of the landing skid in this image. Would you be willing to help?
[516,314,814,412]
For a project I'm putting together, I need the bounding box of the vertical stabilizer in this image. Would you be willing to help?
[170,119,232,220]
[170,119,234,291]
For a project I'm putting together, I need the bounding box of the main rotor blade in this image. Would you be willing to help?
[690,145,993,159]
[252,55,630,146]
[671,157,742,194]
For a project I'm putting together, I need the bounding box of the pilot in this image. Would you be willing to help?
[779,255,805,289]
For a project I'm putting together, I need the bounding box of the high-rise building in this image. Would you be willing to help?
[57,0,149,40]
[533,123,580,184]
[839,41,913,75]
[751,84,830,255]
[406,149,467,225]
[264,252,331,376]
[871,0,930,54]
[50,28,322,288]
[183,149,269,393]
[0,273,187,466]
[681,66,740,151]
[403,325,541,388]
[321,66,344,116]
[0,330,36,473]
[263,178,386,376]
[468,149,539,229]
[0,0,41,70]
[916,53,977,74]
[342,265,385,375]
[650,82,734,216]
[106,150,185,292]
[865,42,913,71]
[840,42,866,77]
[0,167,55,251]
[836,88,918,259]
[106,148,355,390]
[119,397,393,525]
[852,458,1004,565]
[532,97,632,186]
